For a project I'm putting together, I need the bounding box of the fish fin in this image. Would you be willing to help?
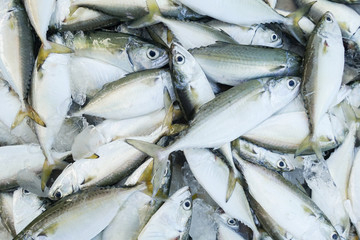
[285,1,316,45]
[11,103,46,129]
[226,168,237,202]
[128,0,162,28]
[295,135,324,160]
[68,4,78,17]
[162,95,188,135]
[41,158,54,191]
[125,139,169,197]
[36,42,74,70]
[341,101,360,126]
[167,29,174,44]
[146,27,169,48]
[85,153,99,159]
[344,199,358,227]
[269,65,286,72]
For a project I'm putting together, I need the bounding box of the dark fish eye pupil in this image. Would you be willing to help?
[149,50,156,58]
[272,34,277,40]
[55,191,62,198]
[24,189,29,194]
[288,80,295,87]
[177,56,183,62]
[326,17,331,22]
[279,161,284,167]
[332,234,338,240]
[185,201,190,208]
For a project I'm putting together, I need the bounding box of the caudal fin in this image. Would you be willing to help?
[37,42,74,70]
[295,135,324,161]
[128,0,163,28]
[11,103,46,129]
[285,1,316,45]
[125,139,169,197]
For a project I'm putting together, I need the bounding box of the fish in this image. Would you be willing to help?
[31,50,73,190]
[175,0,315,44]
[170,42,215,121]
[184,148,260,239]
[137,186,192,240]
[69,0,201,22]
[207,20,283,48]
[329,0,360,3]
[127,76,300,196]
[233,151,340,240]
[72,69,174,120]
[14,184,146,240]
[296,12,345,159]
[303,157,350,238]
[63,31,169,72]
[128,0,237,49]
[214,212,247,240]
[327,121,357,201]
[0,0,45,129]
[188,42,301,86]
[12,188,49,234]
[23,0,56,48]
[345,148,360,235]
[232,139,295,172]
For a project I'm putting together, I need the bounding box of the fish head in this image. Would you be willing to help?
[285,52,302,76]
[127,39,169,71]
[267,76,301,107]
[168,186,193,236]
[252,25,283,48]
[48,164,81,200]
[170,42,197,85]
[316,12,342,40]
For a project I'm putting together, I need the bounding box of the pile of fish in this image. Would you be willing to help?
[1,0,360,239]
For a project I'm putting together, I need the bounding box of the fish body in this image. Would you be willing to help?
[297,12,344,157]
[234,152,340,240]
[15,185,145,240]
[207,20,283,48]
[0,0,34,111]
[184,148,259,238]
[67,31,168,72]
[189,43,301,86]
[170,42,215,120]
[73,69,173,120]
[138,186,192,240]
[24,0,56,48]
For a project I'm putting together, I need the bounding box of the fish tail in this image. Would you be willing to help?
[295,135,324,160]
[285,1,316,45]
[36,42,74,70]
[162,90,188,135]
[41,157,55,191]
[128,0,163,28]
[11,103,46,129]
[125,139,170,197]
[226,168,237,202]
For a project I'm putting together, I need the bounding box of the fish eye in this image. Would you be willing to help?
[175,53,185,65]
[54,190,62,199]
[331,232,339,240]
[227,218,237,226]
[277,159,287,169]
[271,33,278,42]
[22,189,30,195]
[325,15,333,23]
[287,79,296,89]
[147,49,159,60]
[182,199,192,210]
